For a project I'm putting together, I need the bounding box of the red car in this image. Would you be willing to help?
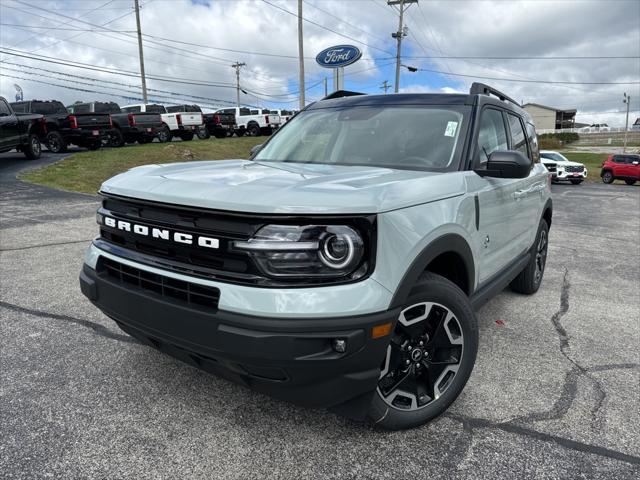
[601,154,640,185]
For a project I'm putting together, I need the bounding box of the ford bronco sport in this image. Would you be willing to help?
[80,83,552,430]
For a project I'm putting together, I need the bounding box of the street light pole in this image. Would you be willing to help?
[623,92,631,153]
[388,0,417,93]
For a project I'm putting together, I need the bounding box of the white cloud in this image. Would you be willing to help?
[0,0,638,125]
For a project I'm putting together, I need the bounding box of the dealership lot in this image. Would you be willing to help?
[1,152,638,479]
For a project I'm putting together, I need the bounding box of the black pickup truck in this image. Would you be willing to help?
[68,101,162,147]
[11,100,111,153]
[0,96,46,159]
[166,104,235,139]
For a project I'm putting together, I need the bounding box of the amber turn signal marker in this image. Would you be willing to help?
[371,322,393,339]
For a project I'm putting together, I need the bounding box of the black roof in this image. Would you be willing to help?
[309,83,531,122]
[307,93,471,109]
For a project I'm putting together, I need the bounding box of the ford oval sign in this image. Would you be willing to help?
[316,45,362,68]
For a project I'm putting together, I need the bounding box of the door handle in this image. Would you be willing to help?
[514,190,528,199]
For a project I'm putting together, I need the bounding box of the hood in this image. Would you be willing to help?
[100,160,466,214]
[555,160,585,168]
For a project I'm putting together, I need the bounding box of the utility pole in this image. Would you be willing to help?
[380,80,391,94]
[388,0,417,93]
[297,0,305,109]
[623,92,631,153]
[133,0,147,103]
[324,77,328,97]
[231,62,246,108]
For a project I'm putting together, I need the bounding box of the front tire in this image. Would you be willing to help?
[23,133,42,159]
[602,171,614,184]
[368,273,478,430]
[510,219,549,294]
[196,126,210,140]
[108,129,125,148]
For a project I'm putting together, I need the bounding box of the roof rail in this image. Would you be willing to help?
[322,90,365,100]
[469,82,519,107]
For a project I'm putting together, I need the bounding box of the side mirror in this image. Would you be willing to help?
[250,144,263,157]
[475,150,532,179]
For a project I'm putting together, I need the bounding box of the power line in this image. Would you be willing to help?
[413,66,640,85]
[260,0,395,56]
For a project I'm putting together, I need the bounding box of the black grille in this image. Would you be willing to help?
[565,165,584,173]
[98,257,220,310]
[545,164,557,173]
[96,193,376,287]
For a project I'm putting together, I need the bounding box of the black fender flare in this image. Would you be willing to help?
[389,233,475,309]
[542,197,553,227]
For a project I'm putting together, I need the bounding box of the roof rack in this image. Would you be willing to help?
[322,90,365,100]
[469,82,519,107]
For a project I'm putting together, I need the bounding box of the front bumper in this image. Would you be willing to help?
[556,169,587,180]
[80,261,398,417]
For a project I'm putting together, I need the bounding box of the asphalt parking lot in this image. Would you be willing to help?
[1,150,639,479]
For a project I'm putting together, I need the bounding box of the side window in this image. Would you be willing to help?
[525,123,540,163]
[507,113,529,158]
[0,100,11,116]
[613,156,625,164]
[10,102,25,113]
[477,108,508,164]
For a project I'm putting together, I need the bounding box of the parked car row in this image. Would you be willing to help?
[1,95,294,158]
[540,149,640,186]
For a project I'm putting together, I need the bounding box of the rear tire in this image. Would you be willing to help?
[510,219,549,294]
[23,133,42,160]
[624,179,637,185]
[46,131,67,153]
[569,179,583,185]
[87,140,101,151]
[179,131,194,141]
[109,129,125,148]
[235,128,246,137]
[157,125,172,143]
[247,123,261,137]
[368,273,478,430]
[602,171,614,184]
[196,127,210,140]
[138,136,152,144]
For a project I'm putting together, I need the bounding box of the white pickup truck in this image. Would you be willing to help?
[270,109,296,125]
[215,107,280,137]
[121,104,203,142]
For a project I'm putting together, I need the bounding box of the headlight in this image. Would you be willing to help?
[233,224,366,279]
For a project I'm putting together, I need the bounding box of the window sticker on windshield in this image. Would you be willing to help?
[444,121,458,137]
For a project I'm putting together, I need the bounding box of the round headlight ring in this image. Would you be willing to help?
[319,231,356,270]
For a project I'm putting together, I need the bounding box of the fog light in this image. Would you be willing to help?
[332,338,347,353]
[96,213,103,225]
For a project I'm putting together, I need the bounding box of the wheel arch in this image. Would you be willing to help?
[542,197,552,228]
[389,234,475,308]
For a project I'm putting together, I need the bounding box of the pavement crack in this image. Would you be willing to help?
[445,413,640,466]
[0,239,94,252]
[0,301,138,344]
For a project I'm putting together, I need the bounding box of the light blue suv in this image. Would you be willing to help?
[80,83,552,430]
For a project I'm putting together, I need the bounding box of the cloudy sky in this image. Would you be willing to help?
[1,0,639,126]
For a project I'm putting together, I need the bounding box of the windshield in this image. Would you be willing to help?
[31,101,67,115]
[542,152,569,162]
[254,106,467,171]
[94,102,120,113]
[146,104,166,113]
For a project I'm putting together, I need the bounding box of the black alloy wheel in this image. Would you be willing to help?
[377,302,465,412]
[369,273,478,430]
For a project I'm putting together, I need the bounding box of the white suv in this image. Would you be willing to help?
[540,150,587,184]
